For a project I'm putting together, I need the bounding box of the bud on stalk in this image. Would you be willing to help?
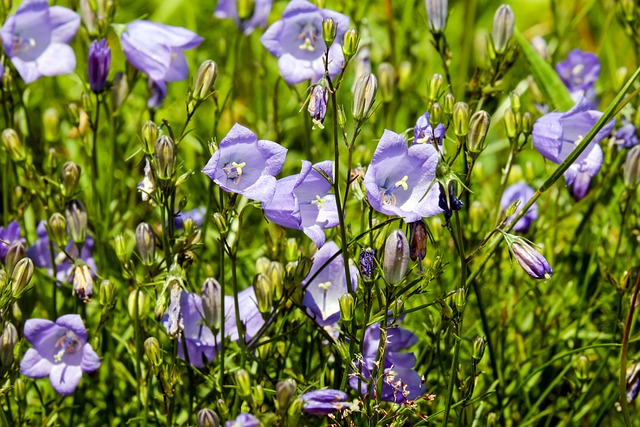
[383,229,409,285]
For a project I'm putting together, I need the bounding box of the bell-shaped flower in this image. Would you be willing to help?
[500,182,538,233]
[215,0,273,35]
[414,112,446,146]
[260,0,349,84]
[262,160,338,248]
[1,0,80,84]
[0,221,24,263]
[555,49,599,104]
[203,123,287,203]
[301,389,355,415]
[532,97,615,200]
[20,314,100,396]
[301,241,358,327]
[364,130,442,222]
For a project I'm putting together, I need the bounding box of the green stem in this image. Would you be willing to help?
[619,271,640,426]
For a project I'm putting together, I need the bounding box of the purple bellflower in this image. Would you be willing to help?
[301,389,354,415]
[224,286,265,342]
[225,413,260,427]
[308,84,329,129]
[215,0,273,35]
[500,182,538,233]
[121,20,202,104]
[175,207,207,229]
[20,314,100,396]
[27,221,97,284]
[260,0,349,84]
[0,221,24,262]
[302,241,358,327]
[511,240,553,280]
[555,49,599,104]
[615,121,638,150]
[202,123,287,203]
[262,160,338,248]
[414,112,446,146]
[1,0,80,84]
[532,97,615,200]
[88,38,110,93]
[364,130,442,222]
[349,323,425,403]
[438,182,463,224]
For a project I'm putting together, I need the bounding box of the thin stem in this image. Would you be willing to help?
[618,271,640,426]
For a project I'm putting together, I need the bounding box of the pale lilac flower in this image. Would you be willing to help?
[225,287,265,342]
[225,413,260,427]
[555,49,599,102]
[88,38,110,93]
[175,207,207,229]
[0,221,23,262]
[262,160,338,248]
[260,0,349,84]
[121,20,202,87]
[301,241,358,326]
[308,84,329,128]
[500,182,538,233]
[615,121,638,149]
[202,123,287,203]
[532,97,615,201]
[414,112,446,145]
[349,323,425,403]
[364,130,442,222]
[301,389,354,415]
[1,0,80,83]
[20,314,100,396]
[147,79,167,109]
[215,0,273,35]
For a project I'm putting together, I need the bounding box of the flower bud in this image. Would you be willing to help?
[5,241,26,275]
[154,135,176,180]
[342,28,359,61]
[377,62,396,103]
[43,107,60,142]
[212,212,228,235]
[504,107,518,139]
[337,104,346,129]
[190,62,216,106]
[322,17,336,47]
[427,73,444,102]
[48,213,68,249]
[409,220,428,262]
[115,234,127,263]
[398,60,412,91]
[235,369,252,397]
[339,293,355,322]
[620,0,636,22]
[467,110,490,154]
[11,257,34,298]
[201,277,222,330]
[509,92,521,114]
[1,128,26,162]
[253,273,273,314]
[352,73,377,121]
[0,323,17,366]
[285,238,299,262]
[0,271,7,296]
[73,263,94,302]
[14,378,26,403]
[472,336,486,361]
[99,279,115,307]
[256,257,270,275]
[522,112,533,135]
[359,247,375,281]
[308,85,329,129]
[425,0,448,33]
[136,222,156,267]
[253,384,265,407]
[88,38,111,93]
[624,145,640,189]
[452,102,469,137]
[511,240,553,280]
[128,289,147,320]
[197,408,220,427]
[237,0,255,21]
[383,229,409,285]
[492,5,515,55]
[575,355,589,382]
[443,93,455,116]
[141,121,158,155]
[61,161,81,198]
[144,337,162,369]
[276,378,297,411]
[65,200,87,245]
[454,287,466,311]
[267,261,285,302]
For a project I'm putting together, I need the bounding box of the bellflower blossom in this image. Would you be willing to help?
[500,182,538,233]
[175,207,207,229]
[121,20,202,101]
[215,0,273,35]
[614,121,638,149]
[555,49,599,105]
[225,413,260,427]
[0,221,24,262]
[202,123,287,203]
[20,314,100,396]
[262,160,338,248]
[301,241,358,327]
[532,97,615,200]
[1,0,80,83]
[414,112,446,145]
[260,0,349,84]
[301,389,355,415]
[88,38,110,93]
[349,323,425,403]
[27,221,97,283]
[363,130,442,222]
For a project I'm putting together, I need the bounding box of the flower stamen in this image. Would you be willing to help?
[311,195,326,210]
[223,161,247,184]
[297,23,318,51]
[53,331,81,363]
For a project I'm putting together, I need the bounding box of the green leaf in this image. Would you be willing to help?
[515,29,574,111]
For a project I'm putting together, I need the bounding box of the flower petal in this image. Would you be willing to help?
[55,314,87,342]
[20,348,52,378]
[49,363,82,396]
[48,5,80,44]
[80,343,101,373]
[36,43,76,77]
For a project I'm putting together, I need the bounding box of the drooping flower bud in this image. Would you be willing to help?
[308,84,329,129]
[624,145,640,189]
[88,38,111,93]
[65,200,87,245]
[359,247,375,281]
[276,379,297,411]
[409,220,428,262]
[72,263,94,302]
[342,28,359,61]
[339,293,355,322]
[377,62,396,103]
[427,73,444,102]
[352,73,377,121]
[135,222,156,267]
[492,5,515,55]
[575,355,589,382]
[383,229,409,285]
[201,277,222,330]
[1,128,26,163]
[0,323,17,366]
[425,0,448,33]
[197,408,220,427]
[453,102,470,137]
[510,240,553,280]
[11,257,34,298]
[154,135,176,181]
[472,336,486,361]
[467,110,490,154]
[322,17,336,47]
